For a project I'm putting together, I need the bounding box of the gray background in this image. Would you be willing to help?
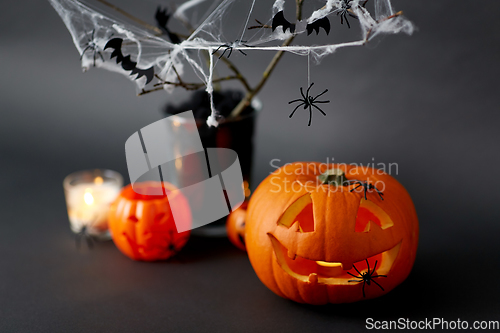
[1,0,499,332]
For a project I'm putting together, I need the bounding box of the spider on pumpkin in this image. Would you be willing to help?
[80,29,105,67]
[347,259,387,298]
[212,40,251,59]
[345,179,384,201]
[336,0,358,29]
[288,82,330,126]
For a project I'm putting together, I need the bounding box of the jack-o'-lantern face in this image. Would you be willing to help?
[226,201,248,251]
[108,182,191,261]
[246,163,418,304]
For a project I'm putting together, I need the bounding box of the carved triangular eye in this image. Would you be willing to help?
[277,193,315,232]
[355,198,394,233]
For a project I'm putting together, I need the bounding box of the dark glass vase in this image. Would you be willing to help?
[164,90,260,236]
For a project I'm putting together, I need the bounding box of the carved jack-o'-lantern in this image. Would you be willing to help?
[108,182,191,261]
[246,163,418,304]
[226,201,248,251]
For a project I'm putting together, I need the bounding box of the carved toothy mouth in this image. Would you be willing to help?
[268,234,401,285]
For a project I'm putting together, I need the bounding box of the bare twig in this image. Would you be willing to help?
[364,10,403,42]
[382,10,403,21]
[96,0,258,102]
[171,7,248,93]
[229,0,304,118]
[139,74,241,96]
[95,0,162,35]
[171,65,185,85]
[218,56,252,92]
[248,19,272,30]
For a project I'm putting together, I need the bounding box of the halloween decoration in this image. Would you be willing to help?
[272,11,297,34]
[63,169,122,240]
[272,10,331,35]
[347,179,385,200]
[48,0,414,125]
[80,29,104,67]
[288,83,329,126]
[226,201,248,251]
[108,182,191,261]
[347,259,387,298]
[212,40,251,59]
[104,38,155,84]
[336,0,357,28]
[246,162,418,304]
[155,7,182,44]
[306,17,331,36]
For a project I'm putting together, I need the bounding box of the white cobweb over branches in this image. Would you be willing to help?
[48,0,414,126]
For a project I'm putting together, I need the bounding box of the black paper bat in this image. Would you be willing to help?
[272,11,296,34]
[306,16,331,35]
[272,10,330,36]
[155,7,182,44]
[104,38,155,84]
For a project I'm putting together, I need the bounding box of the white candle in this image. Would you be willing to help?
[64,170,122,238]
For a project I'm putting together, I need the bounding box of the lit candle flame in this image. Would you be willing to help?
[84,189,94,205]
[316,261,342,268]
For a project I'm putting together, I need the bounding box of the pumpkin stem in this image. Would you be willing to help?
[318,168,347,187]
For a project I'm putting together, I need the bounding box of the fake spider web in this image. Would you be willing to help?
[49,0,414,126]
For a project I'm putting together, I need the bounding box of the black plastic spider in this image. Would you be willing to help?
[288,82,329,126]
[75,225,96,250]
[348,259,387,298]
[80,29,104,67]
[345,179,384,200]
[212,40,250,59]
[336,0,358,28]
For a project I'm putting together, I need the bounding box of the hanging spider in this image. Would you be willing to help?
[347,259,387,298]
[288,82,329,126]
[74,225,96,250]
[345,179,384,200]
[80,29,104,67]
[336,0,358,29]
[212,40,251,59]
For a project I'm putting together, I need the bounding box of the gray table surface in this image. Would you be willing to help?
[1,0,499,332]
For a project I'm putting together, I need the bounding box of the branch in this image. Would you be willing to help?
[229,0,304,118]
[248,19,272,30]
[95,0,162,35]
[218,56,252,92]
[364,10,403,42]
[138,74,241,96]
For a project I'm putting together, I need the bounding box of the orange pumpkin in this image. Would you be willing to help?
[108,182,191,261]
[226,201,248,251]
[246,162,418,304]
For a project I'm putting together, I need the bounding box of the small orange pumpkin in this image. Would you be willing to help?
[246,162,418,304]
[226,201,248,251]
[108,182,191,261]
